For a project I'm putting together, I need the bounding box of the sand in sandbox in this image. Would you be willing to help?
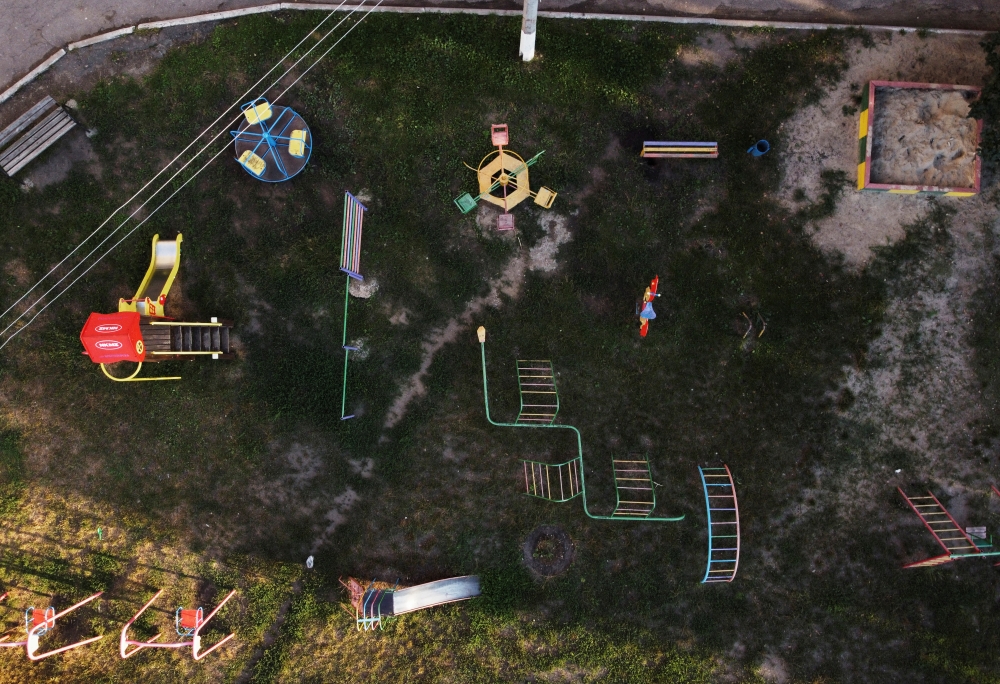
[869,88,978,188]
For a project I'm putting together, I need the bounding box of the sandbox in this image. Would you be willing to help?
[857,80,981,196]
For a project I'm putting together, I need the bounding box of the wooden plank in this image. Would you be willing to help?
[0,108,69,166]
[0,96,55,150]
[5,109,75,165]
[2,114,76,176]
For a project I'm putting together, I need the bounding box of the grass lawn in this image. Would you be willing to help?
[0,11,998,683]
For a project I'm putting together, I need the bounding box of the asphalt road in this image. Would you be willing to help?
[1,0,998,91]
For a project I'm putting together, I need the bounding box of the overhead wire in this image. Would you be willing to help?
[0,2,384,351]
[0,3,362,343]
[0,1,349,327]
[0,0,381,349]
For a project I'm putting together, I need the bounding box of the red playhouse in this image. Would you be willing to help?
[80,233,234,382]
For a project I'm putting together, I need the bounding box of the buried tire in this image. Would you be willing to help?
[523,525,575,577]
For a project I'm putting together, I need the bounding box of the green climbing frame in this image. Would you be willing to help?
[516,360,559,424]
[478,326,683,523]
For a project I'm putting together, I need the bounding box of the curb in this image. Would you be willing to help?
[67,26,137,51]
[0,2,991,107]
[0,50,66,106]
[137,3,285,30]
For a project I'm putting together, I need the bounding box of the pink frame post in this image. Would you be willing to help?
[26,592,103,660]
[0,592,26,649]
[120,589,237,660]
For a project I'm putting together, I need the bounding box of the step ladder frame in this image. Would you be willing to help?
[612,456,657,518]
[479,326,684,523]
[355,579,398,631]
[898,487,1000,568]
[516,359,559,425]
[698,464,741,583]
[523,456,582,503]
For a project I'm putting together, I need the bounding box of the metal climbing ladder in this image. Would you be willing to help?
[479,326,684,523]
[698,465,740,583]
[516,360,559,424]
[898,487,1000,568]
[524,457,581,502]
[612,457,657,518]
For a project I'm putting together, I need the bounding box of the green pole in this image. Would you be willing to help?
[341,274,352,420]
[477,327,683,522]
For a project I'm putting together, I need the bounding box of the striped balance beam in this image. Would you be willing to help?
[641,141,718,159]
[340,191,367,280]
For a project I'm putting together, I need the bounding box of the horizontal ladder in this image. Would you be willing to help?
[523,457,580,503]
[612,457,656,518]
[699,465,740,583]
[899,488,981,568]
[516,360,559,425]
[139,320,234,358]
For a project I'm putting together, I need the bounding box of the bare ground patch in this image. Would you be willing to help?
[382,212,572,430]
[777,31,990,267]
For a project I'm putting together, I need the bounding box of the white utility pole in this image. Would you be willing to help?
[519,0,538,61]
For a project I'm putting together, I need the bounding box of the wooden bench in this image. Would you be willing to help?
[0,96,77,176]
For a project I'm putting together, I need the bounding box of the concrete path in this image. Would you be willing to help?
[1,0,998,92]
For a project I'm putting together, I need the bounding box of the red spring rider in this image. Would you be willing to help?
[638,276,660,337]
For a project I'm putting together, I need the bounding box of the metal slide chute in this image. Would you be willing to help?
[344,576,481,631]
[391,576,482,615]
[119,233,183,317]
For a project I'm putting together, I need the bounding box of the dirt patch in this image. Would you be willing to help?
[522,525,575,578]
[758,653,790,684]
[0,25,215,133]
[869,87,978,188]
[349,277,379,299]
[777,31,990,267]
[676,31,768,69]
[310,487,360,553]
[3,259,31,287]
[23,128,101,190]
[382,212,572,429]
[386,304,412,325]
[840,191,1000,485]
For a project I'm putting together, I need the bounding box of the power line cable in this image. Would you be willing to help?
[0,3,383,350]
[0,2,352,329]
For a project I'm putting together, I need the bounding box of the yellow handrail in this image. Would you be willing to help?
[99,362,180,382]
